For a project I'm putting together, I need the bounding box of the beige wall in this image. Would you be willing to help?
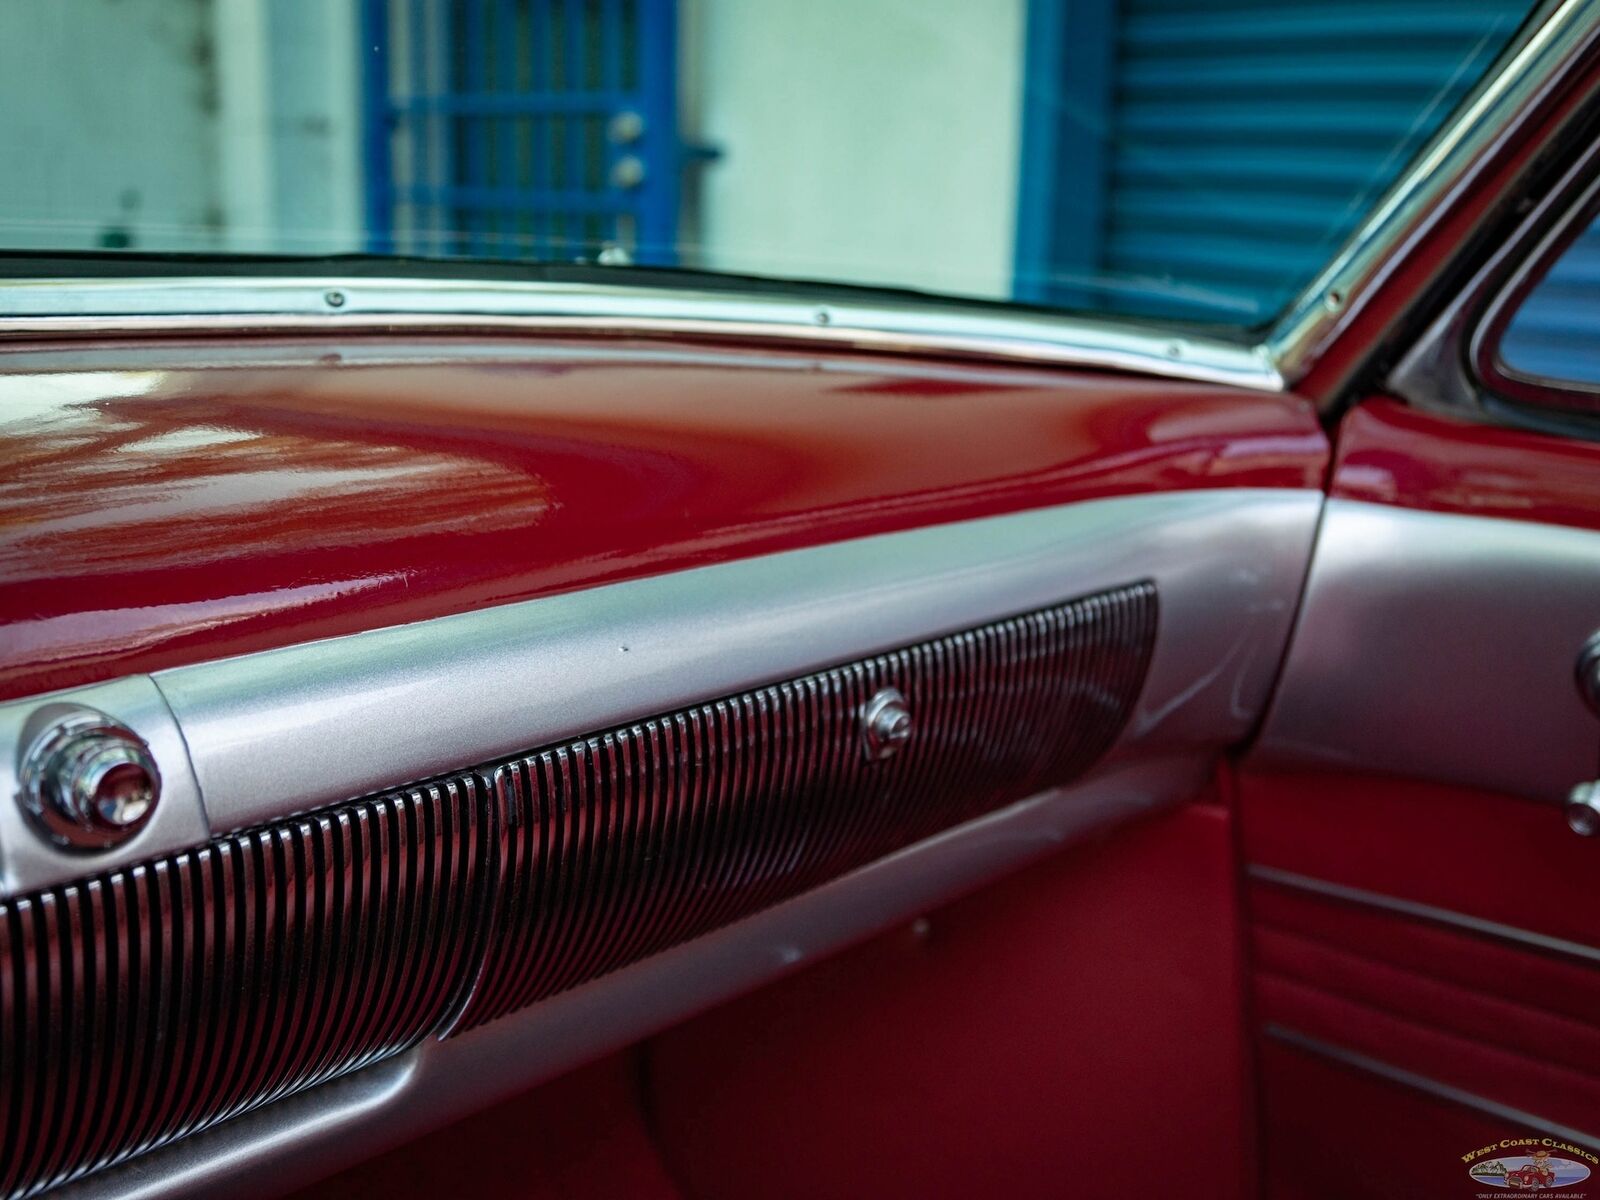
[682,0,1026,301]
[0,0,222,252]
[0,0,1025,291]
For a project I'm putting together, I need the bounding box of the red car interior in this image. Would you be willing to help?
[4,9,1600,1199]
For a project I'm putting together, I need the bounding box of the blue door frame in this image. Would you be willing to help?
[361,0,679,265]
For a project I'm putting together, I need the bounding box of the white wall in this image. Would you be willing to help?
[683,0,1025,301]
[0,0,222,252]
[214,0,366,254]
[0,0,364,256]
[0,0,1021,291]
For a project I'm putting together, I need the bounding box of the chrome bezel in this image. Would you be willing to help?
[1387,125,1600,422]
[18,707,161,851]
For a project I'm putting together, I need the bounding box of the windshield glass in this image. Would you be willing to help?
[0,1,1536,327]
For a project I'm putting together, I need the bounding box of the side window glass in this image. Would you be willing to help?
[1498,215,1600,387]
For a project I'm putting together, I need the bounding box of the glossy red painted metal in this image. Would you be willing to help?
[0,338,1326,701]
[1330,396,1600,531]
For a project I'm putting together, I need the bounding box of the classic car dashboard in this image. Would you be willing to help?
[0,340,1327,1198]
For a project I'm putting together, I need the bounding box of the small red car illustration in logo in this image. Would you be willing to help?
[1505,1150,1558,1190]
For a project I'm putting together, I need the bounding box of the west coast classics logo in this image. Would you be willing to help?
[1464,1138,1595,1194]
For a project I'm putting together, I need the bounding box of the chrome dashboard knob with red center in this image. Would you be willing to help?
[19,709,161,850]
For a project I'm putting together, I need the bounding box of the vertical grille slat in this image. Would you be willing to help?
[0,786,490,1200]
[457,580,1158,1030]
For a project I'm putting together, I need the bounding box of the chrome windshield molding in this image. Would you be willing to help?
[1253,498,1600,804]
[51,755,1206,1200]
[1264,1025,1600,1155]
[1266,0,1599,387]
[144,488,1319,835]
[0,276,1283,390]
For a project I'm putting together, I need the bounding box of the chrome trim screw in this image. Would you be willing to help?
[861,688,912,761]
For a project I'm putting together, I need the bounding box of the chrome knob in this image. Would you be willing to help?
[861,688,912,761]
[1566,781,1600,837]
[20,710,160,850]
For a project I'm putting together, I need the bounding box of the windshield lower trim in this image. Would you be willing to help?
[0,276,1282,390]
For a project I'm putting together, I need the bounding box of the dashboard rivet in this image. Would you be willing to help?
[324,289,346,308]
[861,688,912,761]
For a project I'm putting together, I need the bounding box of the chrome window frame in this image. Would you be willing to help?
[0,0,1593,394]
[1469,167,1600,410]
[1266,0,1592,383]
[1388,126,1600,425]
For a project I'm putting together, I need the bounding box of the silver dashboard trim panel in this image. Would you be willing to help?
[148,488,1322,836]
[0,489,1320,894]
[0,276,1282,391]
[1252,498,1600,804]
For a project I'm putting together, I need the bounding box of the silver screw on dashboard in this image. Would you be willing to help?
[861,688,913,761]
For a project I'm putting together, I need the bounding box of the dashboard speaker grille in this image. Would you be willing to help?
[0,780,490,1200]
[455,581,1157,1028]
[0,580,1155,1197]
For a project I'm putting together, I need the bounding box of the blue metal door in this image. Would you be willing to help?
[1499,217,1600,384]
[362,0,679,265]
[1017,0,1531,322]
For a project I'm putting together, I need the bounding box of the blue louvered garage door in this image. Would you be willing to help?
[1500,218,1600,385]
[1018,0,1534,323]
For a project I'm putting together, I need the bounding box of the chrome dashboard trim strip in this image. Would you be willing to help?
[1265,1024,1600,1153]
[1249,865,1600,967]
[1252,499,1600,804]
[1267,0,1598,385]
[0,488,1318,897]
[52,755,1204,1200]
[0,276,1282,390]
[148,488,1321,837]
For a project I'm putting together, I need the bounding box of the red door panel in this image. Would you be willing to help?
[1240,397,1600,1197]
[644,800,1251,1200]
